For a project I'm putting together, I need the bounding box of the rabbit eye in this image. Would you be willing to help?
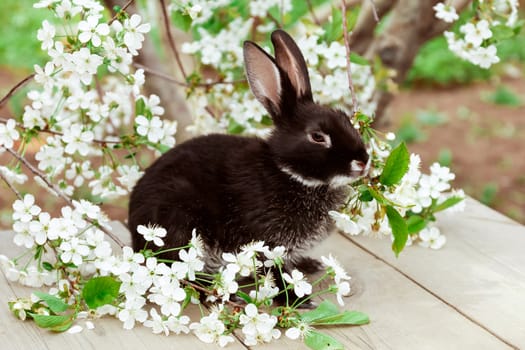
[308,131,331,147]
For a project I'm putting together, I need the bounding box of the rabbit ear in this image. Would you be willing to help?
[271,30,313,101]
[243,41,283,117]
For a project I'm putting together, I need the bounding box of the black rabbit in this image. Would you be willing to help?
[128,30,369,277]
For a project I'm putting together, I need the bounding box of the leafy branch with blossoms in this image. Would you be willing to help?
[0,0,521,349]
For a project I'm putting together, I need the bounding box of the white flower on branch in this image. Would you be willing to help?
[78,15,109,47]
[117,164,143,192]
[460,20,492,47]
[113,14,151,56]
[165,314,190,334]
[334,281,351,306]
[470,44,500,68]
[28,212,51,246]
[13,222,34,249]
[282,269,312,298]
[69,48,103,85]
[62,127,94,156]
[285,321,312,340]
[249,271,279,302]
[0,119,20,149]
[36,20,55,51]
[12,194,41,224]
[137,224,167,247]
[0,166,27,184]
[329,211,361,236]
[179,247,205,281]
[59,237,90,266]
[135,115,164,143]
[433,3,459,23]
[143,308,170,335]
[55,0,82,18]
[240,303,281,346]
[118,296,148,330]
[321,254,351,285]
[418,226,447,250]
[189,312,235,347]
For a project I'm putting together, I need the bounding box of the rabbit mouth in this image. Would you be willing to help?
[279,165,367,189]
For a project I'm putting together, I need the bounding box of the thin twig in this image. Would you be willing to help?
[4,147,126,247]
[0,170,23,200]
[306,0,321,25]
[368,0,380,22]
[159,0,188,79]
[0,116,121,145]
[134,63,245,87]
[180,279,245,309]
[108,0,135,25]
[341,0,359,114]
[0,74,35,109]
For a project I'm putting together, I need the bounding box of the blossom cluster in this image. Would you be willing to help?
[330,128,465,251]
[2,208,356,347]
[1,0,177,205]
[177,8,376,136]
[434,0,520,68]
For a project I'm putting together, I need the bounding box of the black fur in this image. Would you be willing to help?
[128,30,368,276]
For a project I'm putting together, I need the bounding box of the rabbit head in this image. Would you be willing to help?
[243,30,369,188]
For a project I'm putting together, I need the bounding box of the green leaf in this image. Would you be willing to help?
[32,291,69,314]
[433,196,464,213]
[323,7,343,42]
[29,313,73,330]
[406,215,427,234]
[379,142,410,186]
[41,262,54,271]
[135,98,146,116]
[491,24,516,41]
[227,119,245,134]
[386,205,408,257]
[305,330,344,350]
[157,144,171,154]
[349,52,369,65]
[82,276,121,310]
[311,311,369,326]
[49,319,74,332]
[301,300,339,323]
[236,290,253,304]
[171,10,192,32]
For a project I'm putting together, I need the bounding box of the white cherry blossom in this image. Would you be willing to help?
[78,15,109,47]
[282,269,312,298]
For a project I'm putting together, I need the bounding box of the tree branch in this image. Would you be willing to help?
[0,74,35,109]
[108,0,135,24]
[133,63,245,88]
[342,0,359,114]
[4,147,126,247]
[0,170,23,200]
[159,0,188,79]
[0,116,121,145]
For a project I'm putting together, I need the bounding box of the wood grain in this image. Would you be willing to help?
[347,197,525,349]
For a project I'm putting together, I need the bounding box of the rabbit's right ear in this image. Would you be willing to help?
[243,41,283,118]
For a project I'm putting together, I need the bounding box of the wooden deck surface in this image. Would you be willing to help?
[1,197,524,349]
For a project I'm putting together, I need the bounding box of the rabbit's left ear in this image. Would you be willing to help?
[271,30,313,101]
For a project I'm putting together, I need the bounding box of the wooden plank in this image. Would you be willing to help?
[306,231,512,350]
[0,224,247,350]
[347,197,525,349]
